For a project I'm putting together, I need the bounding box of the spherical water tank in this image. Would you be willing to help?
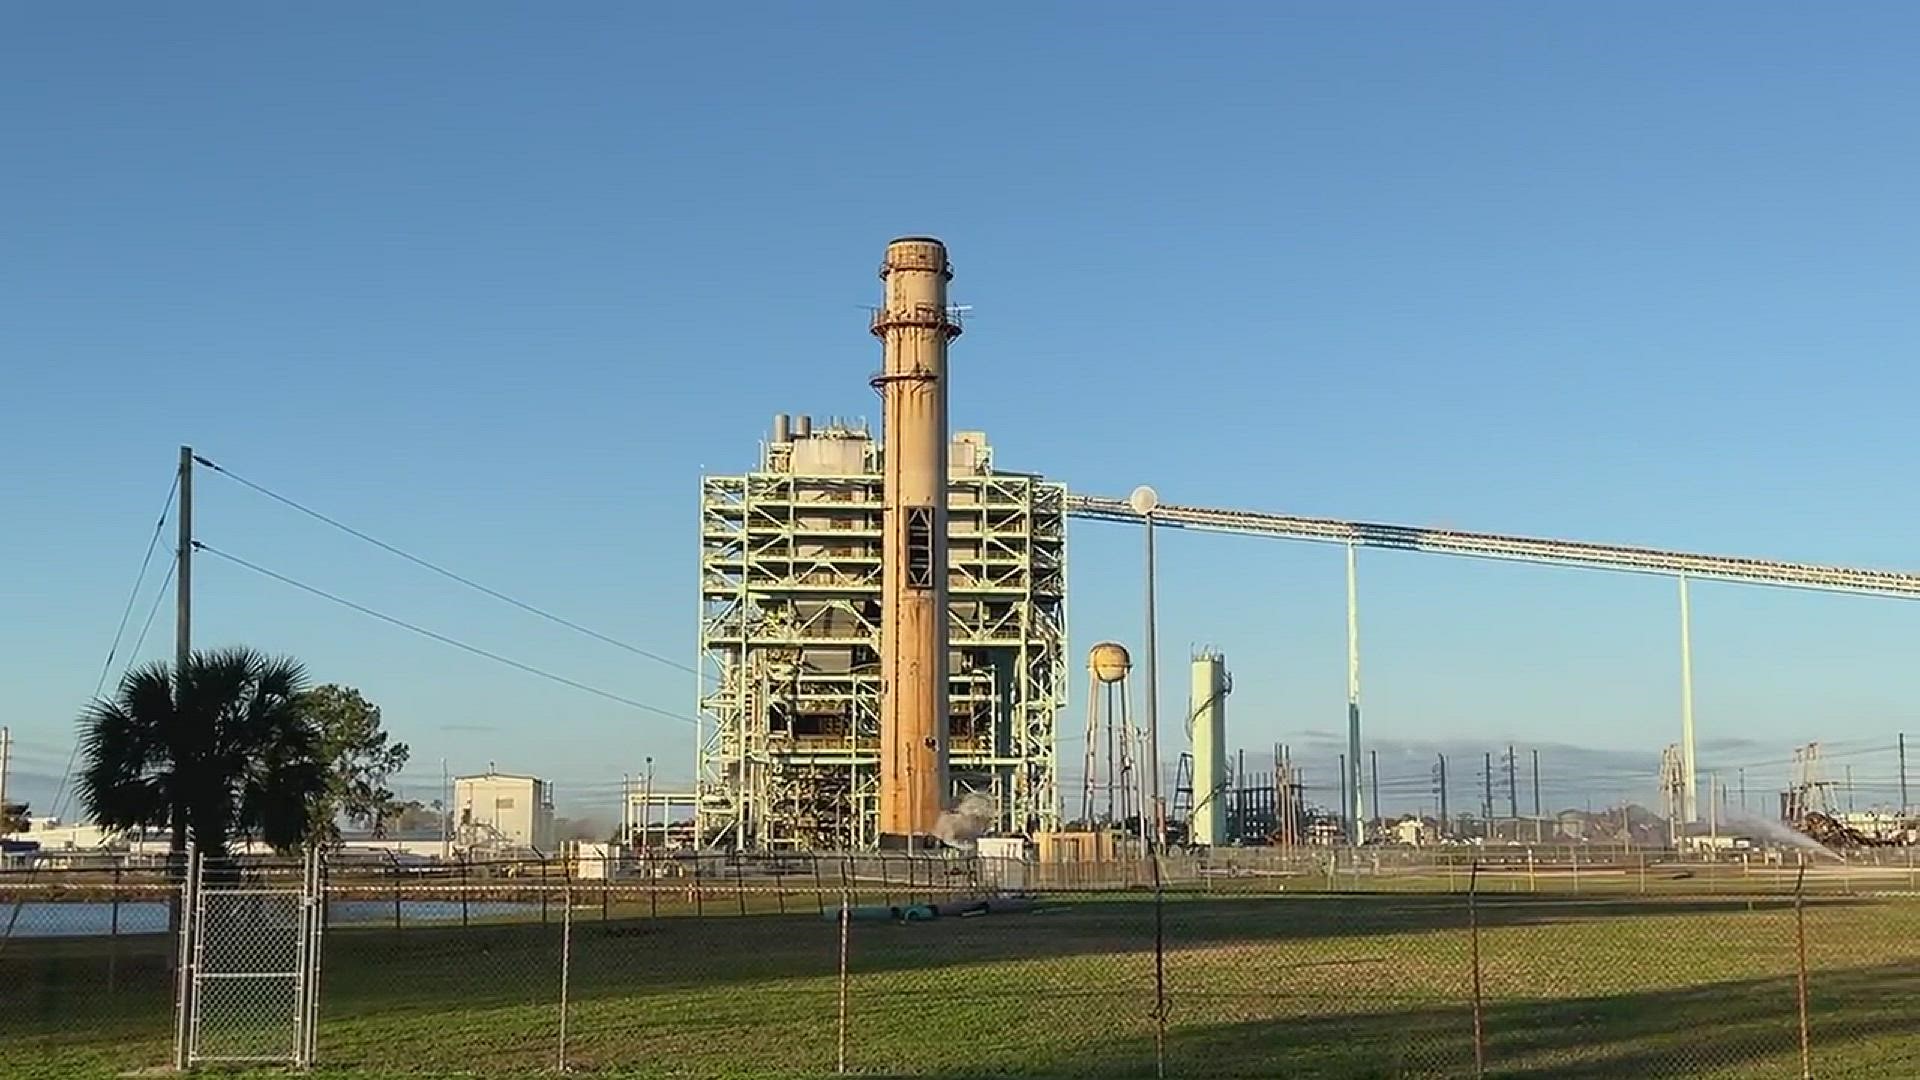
[1088,642,1132,684]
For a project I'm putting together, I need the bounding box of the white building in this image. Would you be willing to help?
[454,772,555,854]
[1393,818,1434,846]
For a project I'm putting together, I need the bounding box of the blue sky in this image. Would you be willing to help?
[6,5,1918,822]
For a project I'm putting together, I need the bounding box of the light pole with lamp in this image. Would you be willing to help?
[1130,485,1166,852]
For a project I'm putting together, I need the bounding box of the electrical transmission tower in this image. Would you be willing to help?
[1660,744,1686,845]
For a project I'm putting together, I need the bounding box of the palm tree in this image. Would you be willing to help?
[78,647,328,859]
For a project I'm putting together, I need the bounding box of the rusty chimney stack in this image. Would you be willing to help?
[870,236,959,846]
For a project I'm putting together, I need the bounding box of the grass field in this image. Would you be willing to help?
[5,887,1919,1078]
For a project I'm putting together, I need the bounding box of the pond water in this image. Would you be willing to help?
[1,899,544,939]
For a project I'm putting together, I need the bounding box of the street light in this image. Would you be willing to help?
[1129,485,1165,852]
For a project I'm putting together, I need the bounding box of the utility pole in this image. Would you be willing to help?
[1532,748,1542,844]
[643,756,655,851]
[1338,753,1348,843]
[1739,767,1747,814]
[1369,749,1380,838]
[1900,733,1909,816]
[169,445,195,1050]
[0,726,11,819]
[1497,745,1512,818]
[176,446,193,682]
[1433,754,1449,835]
[1483,752,1494,838]
[441,758,451,860]
[1708,772,1718,843]
[1235,747,1247,843]
[1846,764,1855,814]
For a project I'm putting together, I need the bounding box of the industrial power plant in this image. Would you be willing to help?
[11,234,1920,867]
[19,18,1920,1077]
[681,235,1920,858]
[696,238,1066,851]
[684,235,1920,862]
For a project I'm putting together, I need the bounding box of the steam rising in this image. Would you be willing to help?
[935,793,998,849]
[1719,809,1843,861]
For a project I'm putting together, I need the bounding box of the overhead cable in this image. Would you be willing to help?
[194,541,698,728]
[193,454,700,677]
[50,475,180,819]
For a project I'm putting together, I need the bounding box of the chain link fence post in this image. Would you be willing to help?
[1469,860,1485,1077]
[108,864,121,993]
[313,847,327,1067]
[1794,864,1811,1079]
[171,845,198,1072]
[559,864,572,1074]
[1151,851,1167,1080]
[837,860,851,1076]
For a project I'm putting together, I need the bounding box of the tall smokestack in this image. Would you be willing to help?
[871,236,959,846]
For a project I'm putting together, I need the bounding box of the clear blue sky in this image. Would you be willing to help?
[7,4,1919,822]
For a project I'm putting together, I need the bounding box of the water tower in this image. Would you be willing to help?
[1081,642,1142,828]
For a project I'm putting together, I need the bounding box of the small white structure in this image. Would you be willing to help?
[977,836,1029,890]
[454,772,555,854]
[1393,818,1432,846]
[565,840,616,879]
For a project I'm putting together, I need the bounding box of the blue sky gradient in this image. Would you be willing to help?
[6,5,1919,820]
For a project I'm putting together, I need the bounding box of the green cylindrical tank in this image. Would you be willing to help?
[1190,651,1231,846]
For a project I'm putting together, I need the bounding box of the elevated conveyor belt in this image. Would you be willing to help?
[1064,495,1920,599]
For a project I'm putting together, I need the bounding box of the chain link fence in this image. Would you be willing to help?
[8,849,1920,1076]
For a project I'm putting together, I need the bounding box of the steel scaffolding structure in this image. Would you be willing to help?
[698,422,1066,849]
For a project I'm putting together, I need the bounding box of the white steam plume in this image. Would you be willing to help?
[934,793,998,849]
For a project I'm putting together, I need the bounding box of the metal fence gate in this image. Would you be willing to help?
[175,848,322,1069]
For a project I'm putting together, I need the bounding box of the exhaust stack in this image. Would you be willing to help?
[871,236,960,846]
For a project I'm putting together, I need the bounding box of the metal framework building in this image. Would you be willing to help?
[697,417,1066,849]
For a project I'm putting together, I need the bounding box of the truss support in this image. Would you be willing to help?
[699,427,1065,849]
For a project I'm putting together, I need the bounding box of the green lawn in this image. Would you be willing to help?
[5,889,1919,1077]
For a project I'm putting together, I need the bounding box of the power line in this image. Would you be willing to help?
[49,475,179,820]
[52,552,180,822]
[90,475,179,699]
[193,454,701,679]
[194,541,700,729]
[126,556,180,673]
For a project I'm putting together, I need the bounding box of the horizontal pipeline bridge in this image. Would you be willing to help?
[1064,494,1920,599]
